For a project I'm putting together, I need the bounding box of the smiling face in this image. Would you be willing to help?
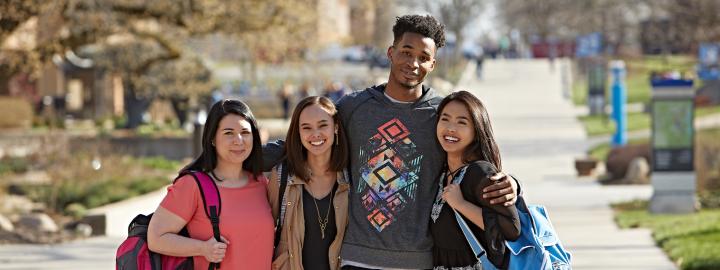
[437,100,476,157]
[298,104,337,158]
[213,114,253,166]
[387,32,437,90]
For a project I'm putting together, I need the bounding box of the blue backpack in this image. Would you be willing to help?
[454,196,572,270]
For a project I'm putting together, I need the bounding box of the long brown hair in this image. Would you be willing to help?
[284,96,348,182]
[437,91,502,171]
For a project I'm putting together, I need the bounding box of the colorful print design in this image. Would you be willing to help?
[357,118,423,232]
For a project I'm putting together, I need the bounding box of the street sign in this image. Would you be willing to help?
[649,79,697,213]
[587,61,606,115]
[651,99,694,171]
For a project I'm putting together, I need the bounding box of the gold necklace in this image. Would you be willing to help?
[307,185,334,239]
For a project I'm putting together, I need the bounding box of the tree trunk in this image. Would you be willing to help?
[170,96,189,126]
[123,80,152,129]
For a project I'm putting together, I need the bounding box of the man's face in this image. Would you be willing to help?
[387,32,437,89]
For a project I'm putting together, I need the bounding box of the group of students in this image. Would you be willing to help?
[145,14,522,270]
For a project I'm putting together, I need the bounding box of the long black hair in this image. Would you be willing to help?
[437,91,502,171]
[392,14,446,49]
[181,99,263,177]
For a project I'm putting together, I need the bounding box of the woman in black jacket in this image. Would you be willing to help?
[431,91,521,270]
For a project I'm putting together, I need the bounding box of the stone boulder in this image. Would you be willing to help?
[74,223,93,238]
[0,214,13,232]
[605,144,651,181]
[620,157,651,184]
[0,195,44,215]
[17,213,59,233]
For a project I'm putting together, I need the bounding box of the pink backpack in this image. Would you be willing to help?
[116,171,222,270]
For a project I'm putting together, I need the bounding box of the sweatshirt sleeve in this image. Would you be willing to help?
[460,161,521,268]
[262,140,285,172]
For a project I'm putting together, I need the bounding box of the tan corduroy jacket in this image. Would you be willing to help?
[267,165,349,270]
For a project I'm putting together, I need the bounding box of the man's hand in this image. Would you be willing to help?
[482,172,518,207]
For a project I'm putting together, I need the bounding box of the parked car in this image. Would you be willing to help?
[367,50,390,69]
[343,46,368,63]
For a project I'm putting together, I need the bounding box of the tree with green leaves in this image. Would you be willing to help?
[1,0,317,128]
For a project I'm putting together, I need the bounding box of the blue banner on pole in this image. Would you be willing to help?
[698,43,720,80]
[576,33,602,58]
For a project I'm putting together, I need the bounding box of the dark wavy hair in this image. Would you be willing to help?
[181,99,263,177]
[392,14,446,49]
[284,96,348,182]
[437,91,501,171]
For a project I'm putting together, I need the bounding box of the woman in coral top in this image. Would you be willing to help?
[148,99,274,269]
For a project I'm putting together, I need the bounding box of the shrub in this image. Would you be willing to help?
[0,157,30,175]
[136,156,181,171]
[697,128,720,193]
[700,190,720,209]
[17,153,174,215]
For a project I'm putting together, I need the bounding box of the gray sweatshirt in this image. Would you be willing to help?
[336,84,446,269]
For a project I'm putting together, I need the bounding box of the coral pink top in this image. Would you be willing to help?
[160,172,273,269]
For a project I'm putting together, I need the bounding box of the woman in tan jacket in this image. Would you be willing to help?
[268,96,349,270]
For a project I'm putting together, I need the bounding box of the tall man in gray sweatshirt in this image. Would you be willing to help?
[263,14,518,270]
[335,15,518,269]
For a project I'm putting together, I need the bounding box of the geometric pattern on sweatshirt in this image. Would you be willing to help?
[357,118,422,232]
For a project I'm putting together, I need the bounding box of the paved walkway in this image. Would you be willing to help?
[0,59,679,269]
[458,59,676,269]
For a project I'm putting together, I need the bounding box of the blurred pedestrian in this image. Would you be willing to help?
[323,81,346,103]
[279,83,294,119]
[475,46,485,80]
[298,82,312,99]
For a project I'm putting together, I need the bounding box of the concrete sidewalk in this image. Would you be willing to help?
[459,58,676,269]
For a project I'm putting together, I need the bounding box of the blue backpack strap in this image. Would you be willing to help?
[444,165,497,269]
[453,209,498,270]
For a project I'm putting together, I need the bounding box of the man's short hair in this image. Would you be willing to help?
[392,14,446,49]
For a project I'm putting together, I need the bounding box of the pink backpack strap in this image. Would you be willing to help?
[189,171,221,219]
[188,171,222,270]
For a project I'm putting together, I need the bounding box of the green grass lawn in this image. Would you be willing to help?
[572,77,588,106]
[578,105,720,137]
[573,55,697,106]
[613,200,720,270]
[578,112,650,136]
[697,105,720,118]
[587,137,649,161]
